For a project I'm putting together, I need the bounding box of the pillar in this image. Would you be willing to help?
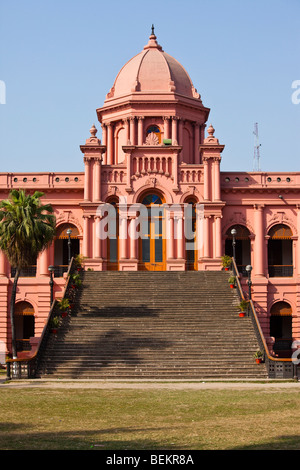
[84,157,91,201]
[203,215,210,258]
[163,116,170,140]
[213,158,221,201]
[129,117,136,146]
[137,117,144,146]
[214,215,222,258]
[93,216,102,259]
[171,116,178,143]
[253,204,265,277]
[203,158,210,201]
[0,250,6,276]
[83,215,90,258]
[94,159,101,202]
[102,124,107,164]
[107,123,113,165]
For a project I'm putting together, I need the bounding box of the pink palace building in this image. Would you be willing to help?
[1,29,300,366]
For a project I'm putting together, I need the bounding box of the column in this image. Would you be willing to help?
[178,119,184,147]
[129,117,136,146]
[163,116,170,140]
[83,215,90,258]
[129,216,137,260]
[194,122,200,164]
[119,212,128,260]
[203,158,210,201]
[213,158,221,201]
[171,116,178,143]
[107,123,113,165]
[84,157,91,201]
[214,215,222,258]
[137,117,144,146]
[102,124,107,164]
[122,118,129,144]
[93,216,102,258]
[253,204,265,277]
[94,159,101,202]
[167,212,174,259]
[176,214,184,259]
[203,215,210,258]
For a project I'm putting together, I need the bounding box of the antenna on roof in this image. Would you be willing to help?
[253,122,261,171]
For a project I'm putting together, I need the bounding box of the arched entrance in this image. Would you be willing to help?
[185,199,197,271]
[268,224,293,277]
[54,223,80,276]
[106,198,119,271]
[225,225,251,276]
[15,301,35,353]
[139,192,165,271]
[270,301,293,357]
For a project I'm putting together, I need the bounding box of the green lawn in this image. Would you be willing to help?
[1,384,300,450]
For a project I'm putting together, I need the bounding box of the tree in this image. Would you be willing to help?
[0,190,56,358]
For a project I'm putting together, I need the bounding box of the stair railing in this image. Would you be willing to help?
[6,257,77,380]
[231,257,299,379]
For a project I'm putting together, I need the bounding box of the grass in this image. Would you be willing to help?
[1,384,300,450]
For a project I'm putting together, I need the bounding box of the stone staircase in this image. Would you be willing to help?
[37,271,268,379]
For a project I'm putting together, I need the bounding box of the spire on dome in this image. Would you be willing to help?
[144,24,163,51]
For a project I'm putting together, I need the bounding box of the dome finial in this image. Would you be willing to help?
[151,24,155,36]
[144,24,162,50]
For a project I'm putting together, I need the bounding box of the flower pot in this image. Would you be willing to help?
[225,267,229,271]
[239,312,246,317]
[51,328,58,334]
[61,311,68,318]
[230,284,235,288]
[256,358,262,364]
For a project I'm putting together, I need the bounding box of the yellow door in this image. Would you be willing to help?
[139,194,165,271]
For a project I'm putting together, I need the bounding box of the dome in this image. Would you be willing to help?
[105,29,201,101]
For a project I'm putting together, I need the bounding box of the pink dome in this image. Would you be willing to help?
[105,30,201,101]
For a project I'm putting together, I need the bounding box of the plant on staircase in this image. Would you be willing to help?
[50,316,60,333]
[228,276,236,288]
[58,298,70,317]
[70,272,82,288]
[221,255,232,271]
[239,299,249,317]
[253,349,263,363]
[74,254,85,271]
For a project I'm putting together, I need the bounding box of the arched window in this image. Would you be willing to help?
[270,301,293,357]
[225,225,251,276]
[15,301,35,352]
[268,224,293,277]
[146,125,161,144]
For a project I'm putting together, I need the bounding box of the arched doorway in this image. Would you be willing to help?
[54,223,80,276]
[185,199,197,271]
[106,198,119,271]
[225,225,251,276]
[15,301,35,353]
[268,224,293,277]
[270,301,293,357]
[139,192,165,271]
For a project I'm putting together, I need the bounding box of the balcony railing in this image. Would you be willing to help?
[268,265,293,277]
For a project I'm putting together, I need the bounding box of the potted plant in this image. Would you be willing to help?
[50,316,60,334]
[74,254,85,271]
[228,276,236,288]
[58,298,70,317]
[238,299,249,317]
[221,255,232,271]
[70,273,82,288]
[253,350,263,364]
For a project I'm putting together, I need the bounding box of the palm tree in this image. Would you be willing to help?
[0,190,56,358]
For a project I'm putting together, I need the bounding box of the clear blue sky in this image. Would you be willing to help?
[0,0,299,173]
